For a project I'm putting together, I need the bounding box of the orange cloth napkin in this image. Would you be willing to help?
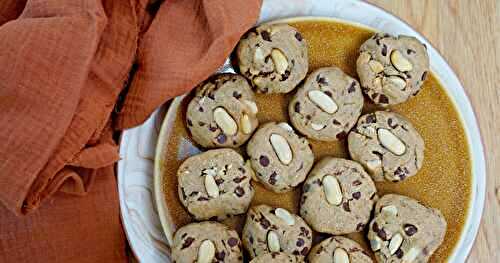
[0,0,261,262]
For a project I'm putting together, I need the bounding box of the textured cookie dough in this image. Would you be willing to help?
[367,194,447,263]
[186,73,259,148]
[246,122,314,192]
[308,236,373,263]
[250,252,302,263]
[300,157,377,235]
[356,33,429,105]
[242,205,313,259]
[289,67,364,141]
[237,23,308,93]
[177,149,254,221]
[348,111,424,182]
[172,221,243,263]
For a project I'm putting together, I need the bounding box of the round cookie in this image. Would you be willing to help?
[242,205,313,258]
[172,221,243,263]
[289,67,364,141]
[347,111,424,182]
[250,252,302,263]
[186,73,259,148]
[237,23,308,93]
[308,236,373,263]
[300,157,377,235]
[367,194,446,263]
[246,122,314,192]
[356,33,429,105]
[177,149,254,221]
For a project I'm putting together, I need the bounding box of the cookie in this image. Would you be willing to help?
[186,73,259,148]
[347,111,424,182]
[177,149,254,221]
[250,252,302,263]
[300,157,377,235]
[242,205,313,258]
[289,67,364,141]
[356,33,429,105]
[367,194,446,262]
[237,23,308,93]
[308,236,373,263]
[172,221,243,263]
[246,122,314,192]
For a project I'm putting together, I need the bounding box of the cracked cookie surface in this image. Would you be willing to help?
[367,194,446,263]
[356,33,429,105]
[242,204,313,259]
[237,23,308,93]
[289,67,364,141]
[300,157,377,235]
[246,122,314,192]
[177,149,254,221]
[186,73,259,148]
[308,236,373,263]
[347,111,424,182]
[172,221,243,263]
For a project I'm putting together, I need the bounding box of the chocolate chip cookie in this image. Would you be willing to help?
[242,204,313,259]
[237,23,308,93]
[186,73,259,148]
[289,66,363,141]
[172,221,243,263]
[300,157,377,235]
[177,149,254,221]
[356,33,429,105]
[367,194,447,262]
[308,236,373,263]
[246,122,314,192]
[348,111,424,182]
[250,252,302,263]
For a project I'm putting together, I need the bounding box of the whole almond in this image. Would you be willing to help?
[381,205,398,216]
[204,174,219,198]
[271,49,288,74]
[390,50,413,72]
[274,208,295,226]
[308,90,338,114]
[240,114,252,134]
[214,107,238,136]
[267,231,280,252]
[377,128,406,155]
[388,233,403,255]
[369,60,384,74]
[323,175,343,205]
[270,133,293,165]
[197,240,215,263]
[333,248,350,263]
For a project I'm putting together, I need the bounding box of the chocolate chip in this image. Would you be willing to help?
[296,238,305,247]
[180,187,187,200]
[381,44,388,56]
[249,236,254,244]
[306,115,312,120]
[198,106,204,112]
[215,251,226,261]
[377,228,387,241]
[316,75,328,86]
[232,91,242,99]
[292,250,300,256]
[216,134,227,144]
[404,224,418,236]
[259,155,270,167]
[372,222,380,232]
[233,176,246,183]
[189,191,198,197]
[342,202,351,212]
[234,186,245,197]
[209,126,217,132]
[207,93,215,100]
[395,248,404,258]
[259,216,271,229]
[294,102,301,113]
[181,237,195,249]
[356,223,365,231]
[378,94,389,104]
[181,232,187,238]
[198,121,205,126]
[300,247,309,256]
[187,119,193,126]
[352,180,362,186]
[268,172,277,185]
[366,114,376,123]
[281,70,290,81]
[348,81,356,93]
[261,31,271,41]
[332,119,341,125]
[303,183,310,192]
[215,178,224,185]
[300,226,310,237]
[407,49,416,55]
[228,237,238,247]
[295,32,303,41]
[323,90,332,97]
[388,118,398,129]
[209,216,218,221]
[336,131,347,140]
[352,192,361,199]
[421,71,428,81]
[197,196,209,201]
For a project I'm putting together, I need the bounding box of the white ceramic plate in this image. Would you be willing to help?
[117,0,486,262]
